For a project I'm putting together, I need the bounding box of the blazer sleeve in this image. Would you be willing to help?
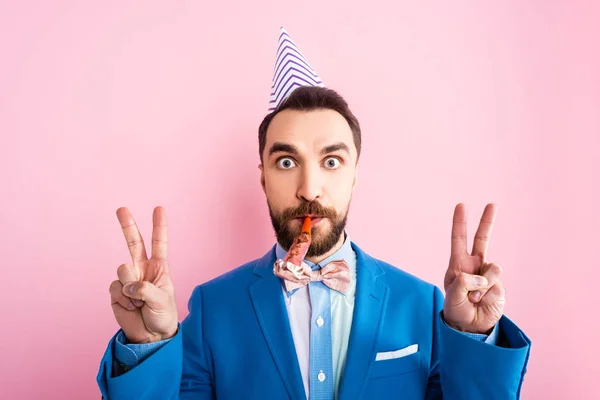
[97,286,214,399]
[425,286,531,399]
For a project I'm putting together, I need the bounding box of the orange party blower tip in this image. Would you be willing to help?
[301,216,312,235]
[278,216,312,266]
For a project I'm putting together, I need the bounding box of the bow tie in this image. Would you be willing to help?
[273,259,351,294]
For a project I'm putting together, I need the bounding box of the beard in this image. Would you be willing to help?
[268,200,349,258]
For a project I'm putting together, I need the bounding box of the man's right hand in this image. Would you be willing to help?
[109,206,178,344]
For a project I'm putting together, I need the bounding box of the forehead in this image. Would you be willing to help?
[265,109,356,157]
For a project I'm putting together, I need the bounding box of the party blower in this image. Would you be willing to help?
[273,217,312,286]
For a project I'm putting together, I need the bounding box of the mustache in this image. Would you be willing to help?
[280,201,338,222]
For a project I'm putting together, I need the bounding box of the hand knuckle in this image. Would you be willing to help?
[497,283,505,295]
[475,234,489,242]
[109,280,121,293]
[117,264,131,278]
[127,237,143,248]
[490,263,503,274]
[489,283,502,295]
[457,273,468,285]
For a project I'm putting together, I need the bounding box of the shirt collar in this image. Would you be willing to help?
[275,231,353,271]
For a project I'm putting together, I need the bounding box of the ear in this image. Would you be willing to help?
[352,162,359,192]
[258,164,266,194]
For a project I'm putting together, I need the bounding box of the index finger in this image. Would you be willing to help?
[471,203,497,259]
[152,206,168,260]
[116,207,149,263]
[451,203,468,256]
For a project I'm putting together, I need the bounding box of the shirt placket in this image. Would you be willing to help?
[308,263,334,400]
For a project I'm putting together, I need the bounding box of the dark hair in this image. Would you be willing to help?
[258,86,361,164]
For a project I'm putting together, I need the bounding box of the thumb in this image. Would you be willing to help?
[468,262,503,303]
[122,281,168,309]
[445,272,489,306]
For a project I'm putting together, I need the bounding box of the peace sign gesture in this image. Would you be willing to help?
[442,203,506,334]
[109,206,178,344]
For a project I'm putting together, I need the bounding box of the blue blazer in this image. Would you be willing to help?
[98,243,531,399]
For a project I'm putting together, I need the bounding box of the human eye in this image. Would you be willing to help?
[276,157,297,169]
[323,157,342,169]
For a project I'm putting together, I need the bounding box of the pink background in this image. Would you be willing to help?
[1,1,598,398]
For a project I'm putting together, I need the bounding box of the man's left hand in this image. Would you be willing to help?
[443,203,505,334]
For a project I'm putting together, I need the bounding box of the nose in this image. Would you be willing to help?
[296,164,322,203]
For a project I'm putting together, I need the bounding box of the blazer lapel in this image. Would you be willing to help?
[338,243,389,400]
[249,247,306,400]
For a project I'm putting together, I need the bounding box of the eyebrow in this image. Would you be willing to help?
[320,142,350,156]
[268,141,351,158]
[268,142,298,157]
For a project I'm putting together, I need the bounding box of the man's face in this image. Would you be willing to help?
[260,109,359,258]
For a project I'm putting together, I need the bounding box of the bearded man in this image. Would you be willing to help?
[97,28,530,400]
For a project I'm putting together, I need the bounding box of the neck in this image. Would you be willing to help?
[305,231,346,264]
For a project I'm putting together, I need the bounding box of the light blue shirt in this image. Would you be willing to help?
[276,232,358,399]
[115,233,498,399]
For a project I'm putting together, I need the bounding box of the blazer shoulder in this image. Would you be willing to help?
[353,241,438,295]
[189,246,276,298]
[369,255,439,296]
[199,257,261,290]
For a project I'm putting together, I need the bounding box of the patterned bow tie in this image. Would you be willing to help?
[273,259,351,294]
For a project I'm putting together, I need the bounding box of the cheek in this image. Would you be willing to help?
[325,171,354,203]
[264,171,297,205]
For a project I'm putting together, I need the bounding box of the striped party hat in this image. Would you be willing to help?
[268,27,324,113]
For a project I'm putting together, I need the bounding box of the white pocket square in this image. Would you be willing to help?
[375,344,419,361]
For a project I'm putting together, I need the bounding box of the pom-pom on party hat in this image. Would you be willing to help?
[268,27,324,113]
